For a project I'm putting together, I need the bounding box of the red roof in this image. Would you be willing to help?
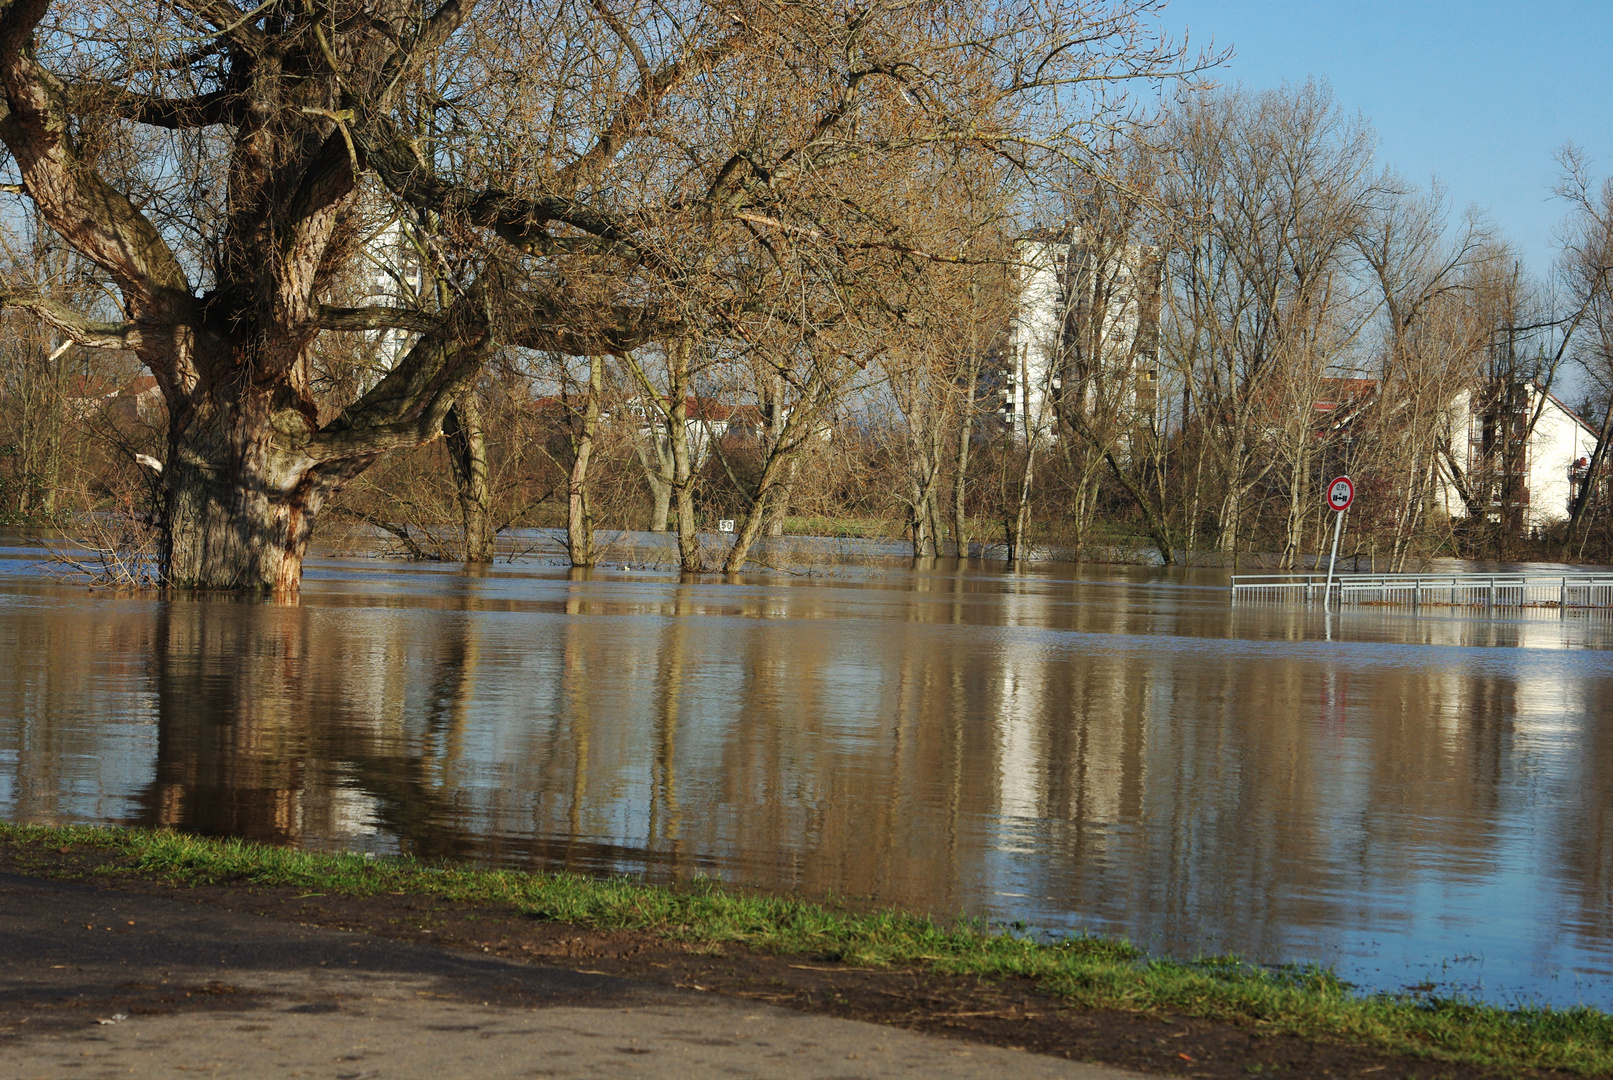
[1312,377,1376,413]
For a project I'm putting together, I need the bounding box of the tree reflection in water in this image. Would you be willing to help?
[1,562,1611,1006]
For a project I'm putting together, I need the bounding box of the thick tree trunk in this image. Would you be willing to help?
[159,398,346,594]
[445,390,493,564]
[908,467,940,557]
[1070,465,1095,560]
[617,341,697,558]
[1008,441,1035,570]
[670,410,701,570]
[764,456,799,537]
[1007,360,1039,570]
[760,373,794,538]
[663,341,704,573]
[722,423,817,573]
[952,396,975,558]
[721,374,835,573]
[648,470,673,532]
[907,473,928,556]
[722,457,781,573]
[163,470,314,594]
[153,327,486,594]
[1098,447,1176,566]
[923,407,946,555]
[905,395,943,558]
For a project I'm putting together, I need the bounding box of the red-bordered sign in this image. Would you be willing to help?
[1327,475,1354,512]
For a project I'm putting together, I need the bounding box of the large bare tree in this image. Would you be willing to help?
[0,0,1202,592]
[1158,82,1373,561]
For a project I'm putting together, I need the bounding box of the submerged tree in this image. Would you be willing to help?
[0,0,1204,592]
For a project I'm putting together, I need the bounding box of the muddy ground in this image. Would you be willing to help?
[0,839,1570,1079]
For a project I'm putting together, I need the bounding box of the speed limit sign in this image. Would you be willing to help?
[1327,476,1354,512]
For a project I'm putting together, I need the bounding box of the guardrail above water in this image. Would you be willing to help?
[1230,571,1613,611]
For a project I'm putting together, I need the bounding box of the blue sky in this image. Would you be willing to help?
[1161,1,1613,281]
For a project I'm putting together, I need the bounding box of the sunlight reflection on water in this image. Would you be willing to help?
[2,548,1611,1006]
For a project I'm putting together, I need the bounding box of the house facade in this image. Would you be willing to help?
[69,373,163,424]
[1002,235,1067,440]
[1438,380,1600,530]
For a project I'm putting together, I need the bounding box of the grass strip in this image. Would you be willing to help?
[3,822,1608,1075]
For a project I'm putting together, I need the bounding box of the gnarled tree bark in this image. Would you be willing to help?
[0,0,502,593]
[566,354,604,568]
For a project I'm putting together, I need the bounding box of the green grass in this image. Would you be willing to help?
[4,822,1609,1075]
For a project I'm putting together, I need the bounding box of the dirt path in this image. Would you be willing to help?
[0,844,1555,1079]
[1,868,1141,1080]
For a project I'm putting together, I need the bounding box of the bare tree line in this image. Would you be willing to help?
[966,81,1613,570]
[0,0,1216,590]
[0,0,1610,583]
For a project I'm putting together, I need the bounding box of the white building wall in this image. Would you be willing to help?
[1003,233,1154,443]
[361,215,424,371]
[1436,384,1598,529]
[1005,239,1066,442]
[1527,392,1598,527]
[1436,387,1474,522]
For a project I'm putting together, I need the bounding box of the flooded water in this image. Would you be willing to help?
[2,540,1610,1008]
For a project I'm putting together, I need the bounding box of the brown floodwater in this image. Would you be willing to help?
[2,540,1611,1007]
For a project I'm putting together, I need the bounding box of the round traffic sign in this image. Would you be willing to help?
[1327,475,1354,512]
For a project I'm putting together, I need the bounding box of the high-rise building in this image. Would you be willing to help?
[1001,228,1161,443]
[356,210,426,375]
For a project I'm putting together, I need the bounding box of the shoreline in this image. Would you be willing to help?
[0,823,1604,1078]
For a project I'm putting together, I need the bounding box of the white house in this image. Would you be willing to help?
[621,397,763,469]
[1438,381,1600,530]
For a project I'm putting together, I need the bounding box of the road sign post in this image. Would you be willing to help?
[1322,476,1354,611]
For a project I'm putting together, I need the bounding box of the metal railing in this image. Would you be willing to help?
[1230,572,1613,610]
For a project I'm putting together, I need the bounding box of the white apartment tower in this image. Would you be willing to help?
[358,210,426,373]
[1002,229,1160,442]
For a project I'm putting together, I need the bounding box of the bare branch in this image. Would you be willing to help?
[170,0,271,52]
[69,84,236,129]
[557,28,745,194]
[318,304,445,334]
[308,330,490,461]
[0,0,192,320]
[0,292,141,350]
